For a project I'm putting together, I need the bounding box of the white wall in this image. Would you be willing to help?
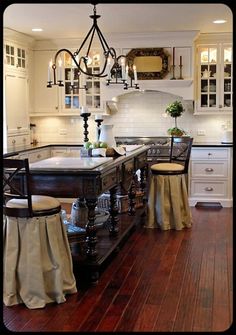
[31,90,232,144]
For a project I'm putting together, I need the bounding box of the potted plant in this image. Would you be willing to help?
[165,100,186,136]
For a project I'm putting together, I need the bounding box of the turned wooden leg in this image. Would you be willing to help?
[140,165,148,204]
[128,174,136,216]
[109,185,119,236]
[85,198,98,261]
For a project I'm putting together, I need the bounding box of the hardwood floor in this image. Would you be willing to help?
[2,206,233,332]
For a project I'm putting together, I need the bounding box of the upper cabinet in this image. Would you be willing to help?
[32,49,102,115]
[4,42,27,73]
[194,34,232,115]
[3,29,34,150]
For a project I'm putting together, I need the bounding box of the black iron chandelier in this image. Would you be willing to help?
[47,3,139,90]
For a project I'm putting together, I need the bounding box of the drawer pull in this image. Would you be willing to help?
[17,126,22,129]
[205,187,213,191]
[205,168,214,172]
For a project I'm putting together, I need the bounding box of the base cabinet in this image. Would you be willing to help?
[189,147,232,207]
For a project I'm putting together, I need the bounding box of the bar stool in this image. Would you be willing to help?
[146,137,193,230]
[3,158,77,309]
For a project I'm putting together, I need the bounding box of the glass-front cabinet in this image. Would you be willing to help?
[4,42,27,71]
[61,50,101,112]
[195,43,232,114]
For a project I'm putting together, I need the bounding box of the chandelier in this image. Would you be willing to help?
[47,3,139,90]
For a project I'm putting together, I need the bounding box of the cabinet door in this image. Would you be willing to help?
[5,72,29,134]
[4,42,27,72]
[221,44,232,109]
[33,51,60,114]
[195,42,232,115]
[62,52,83,112]
[197,45,219,111]
[85,50,101,111]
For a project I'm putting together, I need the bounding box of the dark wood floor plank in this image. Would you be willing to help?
[3,206,233,332]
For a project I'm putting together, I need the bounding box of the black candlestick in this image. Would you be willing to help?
[95,118,103,140]
[80,112,91,142]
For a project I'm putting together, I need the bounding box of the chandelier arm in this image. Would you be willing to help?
[85,26,97,57]
[53,49,80,68]
[75,24,95,56]
[95,26,110,54]
[107,47,117,60]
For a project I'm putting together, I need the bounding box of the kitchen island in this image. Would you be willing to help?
[8,145,148,285]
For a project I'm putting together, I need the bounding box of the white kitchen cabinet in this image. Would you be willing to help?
[50,146,81,157]
[5,72,30,136]
[32,49,101,116]
[189,147,232,207]
[194,36,232,115]
[33,50,61,114]
[18,148,51,163]
[4,41,27,73]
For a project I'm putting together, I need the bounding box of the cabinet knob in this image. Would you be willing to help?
[208,152,212,156]
[23,137,26,142]
[219,105,222,108]
[205,187,213,191]
[12,139,16,144]
[205,167,214,172]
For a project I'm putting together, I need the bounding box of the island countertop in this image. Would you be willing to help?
[3,140,233,157]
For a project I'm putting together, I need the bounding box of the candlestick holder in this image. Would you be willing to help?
[170,65,176,80]
[124,78,139,90]
[178,65,184,80]
[70,79,87,92]
[95,117,104,140]
[80,112,91,142]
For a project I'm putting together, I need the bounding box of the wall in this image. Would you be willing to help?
[31,90,232,144]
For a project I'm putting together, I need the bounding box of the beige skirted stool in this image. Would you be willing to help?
[147,172,192,230]
[3,159,77,309]
[145,137,193,231]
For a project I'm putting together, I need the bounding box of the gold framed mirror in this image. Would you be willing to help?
[126,48,169,80]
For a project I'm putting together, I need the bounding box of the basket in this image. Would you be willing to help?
[97,191,144,213]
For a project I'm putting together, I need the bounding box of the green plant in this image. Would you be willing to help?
[165,100,185,135]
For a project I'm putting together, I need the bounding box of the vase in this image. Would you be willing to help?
[99,124,116,147]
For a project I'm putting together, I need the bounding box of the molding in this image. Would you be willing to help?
[4,28,35,47]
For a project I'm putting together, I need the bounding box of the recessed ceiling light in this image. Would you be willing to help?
[32,28,43,32]
[213,20,227,24]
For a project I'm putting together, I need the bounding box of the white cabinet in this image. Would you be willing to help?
[18,148,51,163]
[3,29,34,151]
[32,49,101,116]
[189,147,232,207]
[50,146,81,157]
[4,41,27,72]
[33,50,60,114]
[5,72,30,135]
[194,35,232,115]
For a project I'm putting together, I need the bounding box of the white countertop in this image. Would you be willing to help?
[29,157,113,170]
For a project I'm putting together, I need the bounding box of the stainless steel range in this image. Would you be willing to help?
[115,136,172,164]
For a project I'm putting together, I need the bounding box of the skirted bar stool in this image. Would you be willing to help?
[3,158,77,309]
[146,136,193,231]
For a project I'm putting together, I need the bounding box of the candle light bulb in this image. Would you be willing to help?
[58,58,62,81]
[121,57,126,80]
[125,65,129,81]
[133,65,138,84]
[107,57,111,80]
[48,59,53,82]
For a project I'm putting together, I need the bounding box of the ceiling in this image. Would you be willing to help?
[3,3,233,41]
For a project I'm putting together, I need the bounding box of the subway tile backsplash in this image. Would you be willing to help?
[31,90,232,144]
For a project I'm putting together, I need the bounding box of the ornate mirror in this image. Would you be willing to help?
[126,48,169,80]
